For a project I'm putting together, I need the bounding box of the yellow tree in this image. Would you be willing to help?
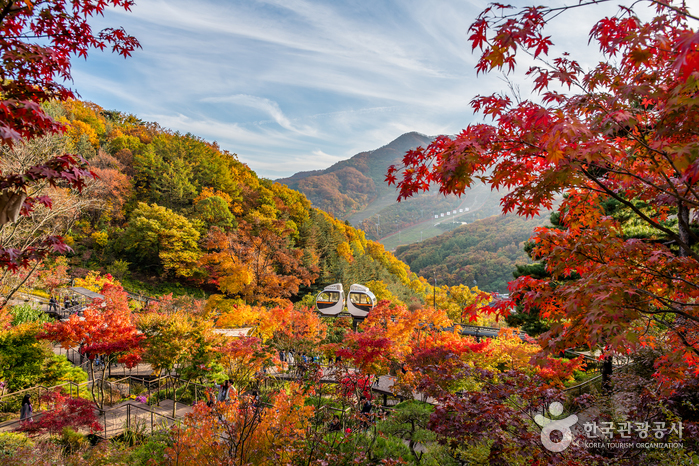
[427,284,491,323]
[216,336,276,391]
[138,296,221,416]
[122,202,201,278]
[265,304,326,357]
[73,270,120,293]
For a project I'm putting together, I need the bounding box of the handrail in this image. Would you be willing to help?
[1,374,214,407]
[0,380,86,403]
[564,362,632,394]
[14,291,50,304]
[0,399,184,438]
[124,290,159,304]
[99,401,180,422]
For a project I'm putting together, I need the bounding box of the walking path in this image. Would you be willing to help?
[0,398,193,439]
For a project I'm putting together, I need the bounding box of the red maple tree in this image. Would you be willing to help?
[18,389,101,437]
[39,284,144,407]
[387,1,699,382]
[0,0,139,271]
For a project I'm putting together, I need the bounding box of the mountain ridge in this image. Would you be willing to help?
[276,132,435,221]
[278,131,508,248]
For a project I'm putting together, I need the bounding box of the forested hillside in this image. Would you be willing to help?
[394,214,549,293]
[278,133,501,245]
[1,100,431,307]
[278,132,434,219]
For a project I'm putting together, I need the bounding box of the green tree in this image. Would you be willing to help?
[121,203,201,277]
[194,195,236,231]
[0,308,85,394]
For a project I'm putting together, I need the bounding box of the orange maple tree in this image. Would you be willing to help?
[167,383,312,465]
[201,219,318,305]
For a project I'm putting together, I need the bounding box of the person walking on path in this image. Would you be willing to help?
[217,380,231,403]
[359,396,373,429]
[601,355,613,394]
[20,394,32,423]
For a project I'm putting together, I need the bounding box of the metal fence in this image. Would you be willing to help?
[96,402,180,439]
[564,362,632,397]
[0,375,211,431]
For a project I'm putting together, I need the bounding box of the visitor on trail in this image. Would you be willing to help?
[49,296,58,312]
[217,380,231,402]
[360,396,372,415]
[63,296,70,309]
[20,394,32,423]
[328,415,341,432]
[359,396,373,429]
[601,355,613,394]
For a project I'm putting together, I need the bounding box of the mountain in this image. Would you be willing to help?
[394,214,550,293]
[278,132,506,248]
[20,100,433,306]
[278,132,432,219]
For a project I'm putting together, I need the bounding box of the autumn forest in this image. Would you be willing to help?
[1,1,699,465]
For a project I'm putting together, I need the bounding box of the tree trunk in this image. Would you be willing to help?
[678,201,692,257]
[88,361,102,409]
[98,360,106,408]
[172,379,190,418]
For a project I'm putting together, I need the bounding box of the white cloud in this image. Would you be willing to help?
[70,0,670,180]
[202,94,317,135]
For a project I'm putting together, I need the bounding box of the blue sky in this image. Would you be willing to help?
[69,0,652,179]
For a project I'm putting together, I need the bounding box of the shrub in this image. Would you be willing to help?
[18,390,101,437]
[8,304,50,326]
[0,432,33,457]
[57,427,86,454]
[127,431,170,466]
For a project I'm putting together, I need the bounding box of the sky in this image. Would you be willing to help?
[69,0,663,179]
